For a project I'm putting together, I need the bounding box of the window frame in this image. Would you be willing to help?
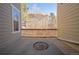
[11,4,21,33]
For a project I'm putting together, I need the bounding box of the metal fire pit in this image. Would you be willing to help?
[33,41,49,51]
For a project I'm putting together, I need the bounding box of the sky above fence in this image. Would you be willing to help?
[27,3,57,15]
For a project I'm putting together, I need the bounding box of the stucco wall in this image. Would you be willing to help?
[57,3,79,44]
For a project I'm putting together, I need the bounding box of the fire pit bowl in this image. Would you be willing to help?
[33,41,49,51]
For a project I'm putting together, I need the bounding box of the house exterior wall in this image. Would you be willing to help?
[26,14,50,29]
[0,4,21,49]
[57,3,79,44]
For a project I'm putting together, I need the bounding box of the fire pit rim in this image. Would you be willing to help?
[33,41,49,51]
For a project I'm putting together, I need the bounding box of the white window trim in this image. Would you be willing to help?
[11,4,21,33]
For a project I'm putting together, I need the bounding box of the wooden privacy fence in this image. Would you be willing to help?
[21,29,57,37]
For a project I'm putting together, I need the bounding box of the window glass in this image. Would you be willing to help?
[12,5,20,32]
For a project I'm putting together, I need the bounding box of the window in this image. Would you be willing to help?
[11,4,20,33]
